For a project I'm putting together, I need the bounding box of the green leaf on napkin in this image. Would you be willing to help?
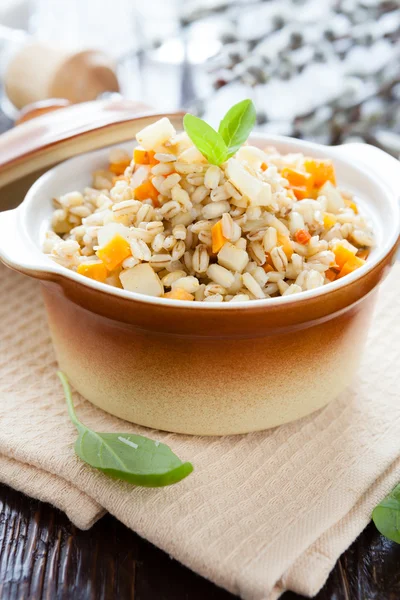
[58,372,193,487]
[372,483,400,543]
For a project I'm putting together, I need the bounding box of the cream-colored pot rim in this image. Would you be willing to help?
[0,131,399,310]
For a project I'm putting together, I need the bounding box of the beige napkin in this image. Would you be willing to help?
[1,262,399,600]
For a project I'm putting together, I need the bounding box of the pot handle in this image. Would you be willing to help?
[0,208,57,278]
[334,143,400,199]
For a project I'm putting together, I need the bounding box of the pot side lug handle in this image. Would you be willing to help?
[336,143,400,263]
[335,143,400,200]
[0,208,57,279]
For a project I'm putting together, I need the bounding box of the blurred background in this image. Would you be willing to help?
[0,0,399,154]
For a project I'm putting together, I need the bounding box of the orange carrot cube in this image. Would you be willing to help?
[322,212,337,229]
[291,186,310,200]
[304,158,336,187]
[133,148,159,165]
[277,233,294,258]
[294,229,311,245]
[148,151,159,165]
[325,268,337,282]
[134,179,159,203]
[281,167,314,189]
[77,261,108,282]
[262,263,274,273]
[134,148,149,164]
[109,159,131,176]
[163,288,194,301]
[96,234,131,272]
[337,255,366,279]
[333,242,358,269]
[211,220,227,254]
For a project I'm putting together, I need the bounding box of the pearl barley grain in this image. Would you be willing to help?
[207,264,235,288]
[46,115,374,303]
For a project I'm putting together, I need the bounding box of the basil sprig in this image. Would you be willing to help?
[58,372,193,487]
[218,99,257,156]
[183,99,256,166]
[372,483,400,543]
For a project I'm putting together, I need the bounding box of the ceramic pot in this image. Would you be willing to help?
[0,110,399,434]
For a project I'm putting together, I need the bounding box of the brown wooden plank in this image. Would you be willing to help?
[2,481,400,600]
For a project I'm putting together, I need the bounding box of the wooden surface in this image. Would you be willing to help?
[1,483,400,600]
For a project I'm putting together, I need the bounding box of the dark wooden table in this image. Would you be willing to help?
[1,483,400,600]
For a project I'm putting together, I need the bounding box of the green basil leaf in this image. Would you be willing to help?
[372,483,400,543]
[218,99,256,157]
[58,372,193,487]
[183,113,228,165]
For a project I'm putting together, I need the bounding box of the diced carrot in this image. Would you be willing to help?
[262,253,275,271]
[304,158,336,187]
[134,148,149,164]
[344,197,358,214]
[337,255,366,279]
[133,148,159,165]
[325,268,337,282]
[163,288,194,301]
[134,179,159,203]
[294,229,311,245]
[357,248,369,260]
[152,195,161,208]
[262,263,274,273]
[323,212,337,229]
[309,187,321,199]
[148,151,159,165]
[261,162,268,171]
[333,242,358,269]
[109,159,131,175]
[77,261,108,283]
[96,234,131,272]
[281,167,314,193]
[211,220,227,254]
[277,233,293,258]
[291,186,310,200]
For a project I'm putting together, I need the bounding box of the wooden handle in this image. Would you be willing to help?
[5,43,120,109]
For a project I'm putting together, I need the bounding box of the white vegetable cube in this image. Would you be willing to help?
[226,158,272,207]
[171,276,200,293]
[320,181,345,214]
[178,146,207,164]
[169,132,193,155]
[235,146,269,170]
[97,223,130,247]
[136,118,176,151]
[120,264,164,297]
[217,242,249,273]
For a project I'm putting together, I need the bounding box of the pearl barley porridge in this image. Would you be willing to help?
[44,116,374,303]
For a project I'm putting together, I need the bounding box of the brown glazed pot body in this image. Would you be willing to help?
[40,244,397,436]
[1,100,399,435]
